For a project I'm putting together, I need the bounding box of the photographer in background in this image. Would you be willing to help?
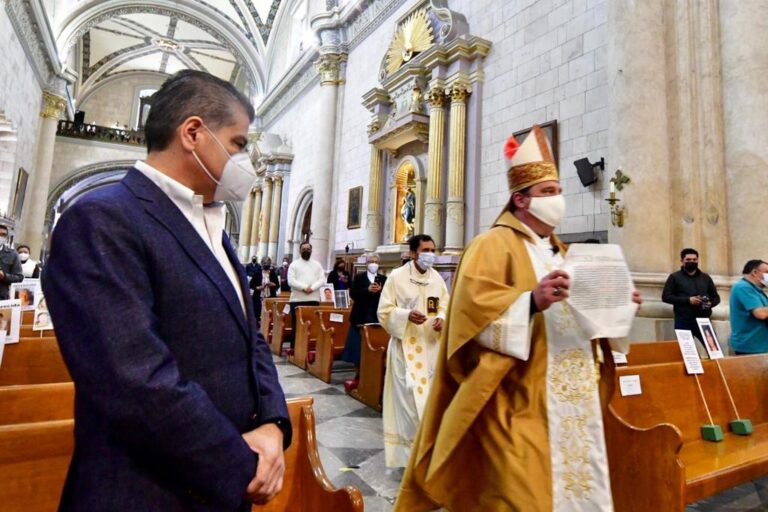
[662,248,721,343]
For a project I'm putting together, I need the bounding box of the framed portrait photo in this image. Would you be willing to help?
[696,318,723,360]
[347,186,363,230]
[319,284,336,307]
[513,120,559,167]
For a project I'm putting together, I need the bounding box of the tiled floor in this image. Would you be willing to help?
[274,355,768,511]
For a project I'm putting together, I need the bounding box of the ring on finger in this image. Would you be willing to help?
[553,287,562,297]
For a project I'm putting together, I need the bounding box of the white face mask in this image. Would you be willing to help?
[417,252,436,270]
[527,194,566,228]
[0,236,7,246]
[367,263,379,274]
[762,273,768,287]
[19,253,29,262]
[192,126,257,202]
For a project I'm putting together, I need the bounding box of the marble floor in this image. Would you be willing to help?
[273,355,768,511]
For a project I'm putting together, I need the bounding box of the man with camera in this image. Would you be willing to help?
[662,248,721,343]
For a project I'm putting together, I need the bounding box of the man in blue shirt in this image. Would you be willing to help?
[729,259,768,354]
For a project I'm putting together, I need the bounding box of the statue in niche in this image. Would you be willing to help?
[401,187,416,238]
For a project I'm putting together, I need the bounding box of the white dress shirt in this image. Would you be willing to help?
[134,160,246,314]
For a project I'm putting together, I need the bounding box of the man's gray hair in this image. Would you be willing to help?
[365,252,381,262]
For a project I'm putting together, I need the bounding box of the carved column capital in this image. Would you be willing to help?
[427,87,448,109]
[450,82,471,104]
[40,91,66,119]
[315,53,347,86]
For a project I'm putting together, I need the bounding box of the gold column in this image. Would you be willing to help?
[19,91,67,255]
[364,146,384,250]
[268,176,283,260]
[257,178,273,259]
[444,83,470,253]
[239,189,255,260]
[249,187,263,258]
[424,87,447,248]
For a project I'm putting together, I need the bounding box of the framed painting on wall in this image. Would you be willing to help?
[513,120,559,167]
[347,186,363,230]
[12,168,28,220]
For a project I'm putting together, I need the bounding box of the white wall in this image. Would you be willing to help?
[0,9,43,217]
[79,75,165,128]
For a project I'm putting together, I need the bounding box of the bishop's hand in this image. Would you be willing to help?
[533,270,570,312]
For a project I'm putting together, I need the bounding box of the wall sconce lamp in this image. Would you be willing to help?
[606,169,630,227]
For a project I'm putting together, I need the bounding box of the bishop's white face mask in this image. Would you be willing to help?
[527,194,566,228]
[192,125,257,202]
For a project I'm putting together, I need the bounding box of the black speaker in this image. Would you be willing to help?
[573,157,604,187]
[74,110,85,126]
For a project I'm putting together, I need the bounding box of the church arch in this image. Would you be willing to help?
[287,186,313,258]
[388,155,426,244]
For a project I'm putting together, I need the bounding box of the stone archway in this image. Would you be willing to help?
[287,187,313,259]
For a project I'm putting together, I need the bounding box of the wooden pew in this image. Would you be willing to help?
[288,305,336,370]
[0,338,70,385]
[261,297,289,341]
[254,397,364,511]
[0,383,74,425]
[21,310,34,326]
[624,340,683,366]
[269,302,293,356]
[0,419,74,512]
[601,347,768,511]
[349,324,388,412]
[307,310,351,383]
[0,397,362,512]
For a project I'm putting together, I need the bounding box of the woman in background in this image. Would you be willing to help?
[17,245,40,279]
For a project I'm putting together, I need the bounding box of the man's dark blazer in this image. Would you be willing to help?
[42,169,291,511]
[349,271,387,326]
[250,268,279,298]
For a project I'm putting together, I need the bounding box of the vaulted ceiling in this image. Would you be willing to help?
[46,0,293,101]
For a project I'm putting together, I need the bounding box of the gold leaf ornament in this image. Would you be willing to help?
[386,9,434,75]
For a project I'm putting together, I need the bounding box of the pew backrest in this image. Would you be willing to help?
[625,341,682,366]
[0,338,70,385]
[0,382,75,425]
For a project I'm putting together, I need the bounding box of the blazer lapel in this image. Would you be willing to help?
[122,169,249,337]
[222,232,256,337]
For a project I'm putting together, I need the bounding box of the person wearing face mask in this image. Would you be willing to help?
[16,245,41,279]
[245,255,260,279]
[662,248,720,344]
[41,71,291,511]
[395,125,643,511]
[729,260,768,355]
[377,234,450,468]
[250,257,279,323]
[0,225,23,300]
[341,253,387,388]
[286,242,326,349]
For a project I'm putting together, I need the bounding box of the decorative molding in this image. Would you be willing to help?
[315,53,347,85]
[257,57,319,126]
[4,0,65,90]
[41,92,67,119]
[346,0,409,50]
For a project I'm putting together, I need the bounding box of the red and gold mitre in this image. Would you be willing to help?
[504,125,558,193]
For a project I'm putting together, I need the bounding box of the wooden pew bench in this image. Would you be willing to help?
[0,396,363,512]
[288,305,337,370]
[603,351,768,511]
[269,302,293,356]
[261,297,289,341]
[624,340,683,366]
[307,310,351,383]
[348,324,388,412]
[0,337,70,385]
[0,382,74,425]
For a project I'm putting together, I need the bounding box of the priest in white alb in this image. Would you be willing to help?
[394,126,642,511]
[377,234,450,468]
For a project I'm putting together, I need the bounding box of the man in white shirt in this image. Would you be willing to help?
[286,241,326,349]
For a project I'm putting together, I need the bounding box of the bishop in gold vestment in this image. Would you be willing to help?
[395,126,638,511]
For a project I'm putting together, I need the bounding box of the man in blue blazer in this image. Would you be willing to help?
[43,70,291,511]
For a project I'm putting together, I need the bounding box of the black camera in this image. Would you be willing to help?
[699,295,712,311]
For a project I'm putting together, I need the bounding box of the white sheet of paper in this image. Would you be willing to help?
[619,374,642,396]
[0,331,6,367]
[329,313,344,323]
[696,318,724,360]
[32,291,53,332]
[10,279,40,312]
[0,299,22,343]
[283,304,291,315]
[612,351,628,364]
[561,244,638,339]
[675,330,704,374]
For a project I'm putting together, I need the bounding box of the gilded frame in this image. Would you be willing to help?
[347,186,363,230]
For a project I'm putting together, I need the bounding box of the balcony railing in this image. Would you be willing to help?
[56,120,146,147]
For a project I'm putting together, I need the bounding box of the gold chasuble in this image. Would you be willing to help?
[394,212,613,512]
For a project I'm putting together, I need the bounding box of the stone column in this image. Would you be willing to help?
[257,178,273,259]
[248,186,263,259]
[444,83,470,254]
[721,0,768,275]
[309,53,344,268]
[238,189,255,261]
[424,87,447,249]
[364,146,384,251]
[607,0,672,272]
[268,176,283,261]
[19,91,67,256]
